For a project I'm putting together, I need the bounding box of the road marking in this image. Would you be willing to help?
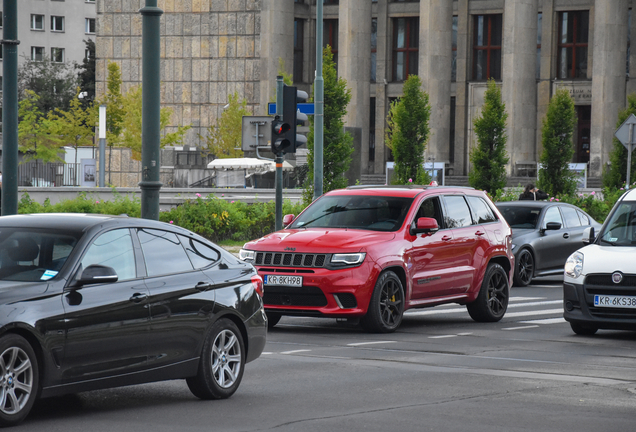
[502,325,540,331]
[510,297,547,301]
[280,349,312,354]
[429,335,458,339]
[406,300,561,317]
[504,308,562,318]
[347,341,396,346]
[457,332,473,336]
[520,317,566,324]
[262,352,273,355]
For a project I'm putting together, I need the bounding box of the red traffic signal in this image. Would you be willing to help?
[271,116,291,154]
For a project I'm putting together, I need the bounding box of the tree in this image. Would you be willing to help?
[385,75,431,185]
[304,46,354,204]
[119,86,191,160]
[47,89,95,169]
[199,92,249,159]
[76,39,96,109]
[469,79,509,194]
[603,93,636,189]
[18,90,64,164]
[537,88,578,197]
[18,56,79,114]
[102,62,125,145]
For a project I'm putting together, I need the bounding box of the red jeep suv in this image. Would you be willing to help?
[240,185,514,333]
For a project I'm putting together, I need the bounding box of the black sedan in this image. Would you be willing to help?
[0,213,266,426]
[495,201,601,287]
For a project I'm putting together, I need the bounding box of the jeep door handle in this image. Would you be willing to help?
[442,235,452,241]
[475,230,486,236]
[129,293,148,303]
[195,282,213,291]
[563,233,570,239]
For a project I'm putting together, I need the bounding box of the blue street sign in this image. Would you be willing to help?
[268,102,315,116]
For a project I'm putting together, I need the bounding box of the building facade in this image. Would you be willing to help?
[97,0,635,184]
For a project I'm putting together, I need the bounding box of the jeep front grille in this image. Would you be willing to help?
[255,252,328,268]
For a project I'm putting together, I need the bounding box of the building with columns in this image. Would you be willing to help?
[97,0,635,185]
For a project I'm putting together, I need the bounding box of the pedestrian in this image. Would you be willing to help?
[518,183,548,201]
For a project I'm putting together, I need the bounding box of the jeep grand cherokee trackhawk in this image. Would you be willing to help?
[240,185,514,333]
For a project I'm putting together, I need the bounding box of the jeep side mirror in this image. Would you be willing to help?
[283,214,295,226]
[410,217,439,236]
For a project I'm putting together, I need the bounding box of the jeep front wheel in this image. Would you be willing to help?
[361,271,404,333]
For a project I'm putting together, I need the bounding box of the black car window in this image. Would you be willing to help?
[415,197,444,228]
[0,230,78,282]
[577,210,590,226]
[543,206,563,229]
[466,196,497,224]
[138,229,194,276]
[497,206,540,229]
[81,229,136,281]
[443,195,472,228]
[179,235,221,269]
[561,206,581,228]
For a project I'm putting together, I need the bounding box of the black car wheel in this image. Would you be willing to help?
[0,335,38,427]
[513,249,534,287]
[361,271,404,333]
[266,312,281,329]
[187,318,245,400]
[467,263,509,322]
[570,322,598,336]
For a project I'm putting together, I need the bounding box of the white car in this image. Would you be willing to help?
[563,187,636,335]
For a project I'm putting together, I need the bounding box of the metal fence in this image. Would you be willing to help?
[17,162,81,187]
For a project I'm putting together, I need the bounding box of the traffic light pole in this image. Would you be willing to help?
[275,76,285,231]
[2,0,19,216]
[139,0,163,220]
[313,0,324,201]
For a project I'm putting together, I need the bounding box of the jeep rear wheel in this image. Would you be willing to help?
[467,263,509,322]
[361,271,404,333]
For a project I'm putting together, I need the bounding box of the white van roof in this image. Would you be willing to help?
[623,188,636,201]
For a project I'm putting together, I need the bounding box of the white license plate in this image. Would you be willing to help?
[264,275,303,287]
[594,295,636,308]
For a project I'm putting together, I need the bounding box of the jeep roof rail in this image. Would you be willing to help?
[345,184,475,190]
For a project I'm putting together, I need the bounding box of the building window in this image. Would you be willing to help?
[323,0,338,4]
[557,11,589,79]
[31,14,45,31]
[51,16,64,32]
[85,18,96,34]
[371,18,377,82]
[537,13,542,79]
[370,97,376,162]
[449,97,456,163]
[452,16,458,81]
[472,14,502,81]
[294,19,303,83]
[0,13,3,28]
[31,46,45,61]
[393,17,419,82]
[323,19,338,66]
[51,47,64,63]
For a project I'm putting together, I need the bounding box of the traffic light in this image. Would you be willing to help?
[282,86,309,153]
[270,115,291,154]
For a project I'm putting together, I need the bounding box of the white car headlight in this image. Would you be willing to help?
[564,251,584,279]
[331,253,366,266]
[238,249,255,262]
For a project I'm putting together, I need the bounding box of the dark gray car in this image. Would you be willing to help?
[495,201,601,287]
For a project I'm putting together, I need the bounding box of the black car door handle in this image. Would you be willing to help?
[129,293,148,303]
[563,233,570,239]
[195,282,213,291]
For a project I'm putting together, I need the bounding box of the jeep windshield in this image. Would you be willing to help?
[599,201,636,246]
[289,195,414,231]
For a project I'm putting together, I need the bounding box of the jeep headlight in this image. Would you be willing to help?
[564,251,583,279]
[239,249,255,262]
[331,253,366,266]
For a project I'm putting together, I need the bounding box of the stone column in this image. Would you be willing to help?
[627,0,636,95]
[259,0,295,112]
[453,0,469,175]
[536,0,555,155]
[590,0,629,177]
[374,0,389,175]
[502,0,538,175]
[339,0,372,174]
[419,0,453,164]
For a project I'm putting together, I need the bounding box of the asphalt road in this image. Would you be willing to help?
[20,279,636,431]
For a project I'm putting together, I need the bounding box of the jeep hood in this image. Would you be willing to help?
[245,229,395,252]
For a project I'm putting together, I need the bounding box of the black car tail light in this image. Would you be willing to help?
[251,275,264,298]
